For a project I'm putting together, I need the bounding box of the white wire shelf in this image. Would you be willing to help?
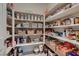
[15,42,44,47]
[46,34,79,45]
[46,4,79,22]
[51,24,79,28]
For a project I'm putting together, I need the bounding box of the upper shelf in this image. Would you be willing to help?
[7,15,44,23]
[46,4,79,22]
[15,19,44,23]
[52,24,79,28]
[46,3,68,16]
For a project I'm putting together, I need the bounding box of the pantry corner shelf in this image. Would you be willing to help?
[52,24,79,28]
[46,34,79,45]
[46,4,79,22]
[7,15,44,23]
[15,19,44,22]
[46,3,68,16]
[15,27,43,29]
[15,42,45,47]
[15,34,43,36]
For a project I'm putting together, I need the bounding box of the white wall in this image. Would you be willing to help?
[47,3,58,11]
[15,3,49,14]
[0,3,7,55]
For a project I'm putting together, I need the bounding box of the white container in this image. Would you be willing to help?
[39,45,43,52]
[16,24,21,28]
[7,31,10,35]
[33,47,39,54]
[25,14,28,20]
[17,38,20,44]
[38,16,40,21]
[31,15,34,21]
[23,22,29,28]
[35,16,37,21]
[20,13,24,20]
[33,38,39,43]
[24,38,26,43]
[32,23,37,28]
[16,13,20,19]
[70,17,75,24]
[38,23,43,28]
[28,14,30,20]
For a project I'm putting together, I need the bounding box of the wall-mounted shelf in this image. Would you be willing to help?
[15,27,43,29]
[46,34,79,45]
[46,4,79,22]
[50,24,79,28]
[15,34,43,36]
[15,42,44,47]
[46,3,68,16]
[15,19,44,23]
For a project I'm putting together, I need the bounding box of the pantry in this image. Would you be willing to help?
[1,3,79,56]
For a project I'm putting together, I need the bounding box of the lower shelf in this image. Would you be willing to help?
[24,53,47,56]
[45,43,61,56]
[5,47,13,55]
[46,34,79,45]
[15,42,45,47]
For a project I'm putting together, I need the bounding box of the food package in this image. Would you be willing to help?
[16,23,21,28]
[56,44,64,56]
[18,30,26,35]
[49,40,60,52]
[27,29,34,34]
[66,51,78,56]
[64,4,72,9]
[74,17,79,24]
[20,13,24,20]
[33,46,39,54]
[33,38,39,43]
[56,44,73,56]
[70,17,75,24]
[36,30,42,34]
[31,23,37,28]
[63,42,75,49]
[23,22,29,28]
[38,23,43,28]
[16,13,20,19]
[39,45,43,53]
[57,20,61,26]
[65,19,71,25]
